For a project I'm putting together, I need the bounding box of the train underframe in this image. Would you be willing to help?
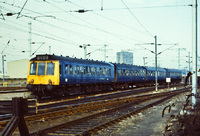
[27,79,181,99]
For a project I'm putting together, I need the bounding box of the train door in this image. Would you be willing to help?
[74,65,80,84]
[114,65,117,83]
[79,65,84,83]
[86,66,90,83]
[93,67,97,83]
[59,62,64,85]
[145,69,147,81]
[90,66,95,83]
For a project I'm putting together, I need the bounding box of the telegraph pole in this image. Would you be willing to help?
[49,46,51,54]
[79,44,90,59]
[192,0,198,106]
[28,22,32,58]
[136,36,177,92]
[143,57,147,66]
[178,48,186,69]
[188,52,191,72]
[188,52,190,85]
[186,52,192,85]
[104,44,108,61]
[1,40,9,84]
[99,44,112,61]
[2,55,5,83]
[186,52,192,72]
[155,35,158,92]
[178,48,180,69]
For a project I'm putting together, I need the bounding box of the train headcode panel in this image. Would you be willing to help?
[36,55,49,60]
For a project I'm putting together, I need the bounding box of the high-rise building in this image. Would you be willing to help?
[116,51,133,65]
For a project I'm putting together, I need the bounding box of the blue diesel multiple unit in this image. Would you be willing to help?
[27,54,182,98]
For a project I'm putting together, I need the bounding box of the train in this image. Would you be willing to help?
[26,54,182,98]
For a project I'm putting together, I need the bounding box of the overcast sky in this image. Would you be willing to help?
[0,0,198,71]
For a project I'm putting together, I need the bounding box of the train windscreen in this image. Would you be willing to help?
[47,62,55,75]
[38,63,45,75]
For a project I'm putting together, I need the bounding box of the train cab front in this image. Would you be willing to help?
[27,59,59,97]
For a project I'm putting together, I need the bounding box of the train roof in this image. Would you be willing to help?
[30,54,114,67]
[165,68,182,73]
[144,66,166,72]
[112,63,146,70]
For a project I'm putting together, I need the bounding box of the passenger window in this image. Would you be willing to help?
[99,68,102,75]
[80,66,84,74]
[69,65,73,74]
[103,68,107,75]
[88,67,91,75]
[122,70,125,76]
[30,63,37,75]
[86,66,88,74]
[38,62,45,75]
[47,62,55,75]
[116,69,120,76]
[130,70,132,76]
[94,67,97,75]
[126,70,129,76]
[75,65,79,74]
[91,67,95,75]
[65,65,68,74]
[133,71,136,76]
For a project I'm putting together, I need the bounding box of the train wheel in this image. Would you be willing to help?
[94,85,100,92]
[36,93,42,99]
[86,85,94,93]
[124,84,129,89]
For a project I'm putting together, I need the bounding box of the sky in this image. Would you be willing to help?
[0,0,198,72]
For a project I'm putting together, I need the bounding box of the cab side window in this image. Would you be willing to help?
[30,63,37,75]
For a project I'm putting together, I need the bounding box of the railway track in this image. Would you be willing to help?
[0,85,189,135]
[0,89,29,94]
[37,84,183,102]
[0,86,29,94]
[37,84,183,107]
[29,87,190,136]
[0,86,26,91]
[0,88,188,128]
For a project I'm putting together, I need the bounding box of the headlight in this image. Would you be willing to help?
[30,79,34,83]
[48,79,52,84]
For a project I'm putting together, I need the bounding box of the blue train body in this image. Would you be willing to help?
[58,57,115,85]
[144,67,166,83]
[27,54,182,97]
[113,63,146,83]
[165,68,182,82]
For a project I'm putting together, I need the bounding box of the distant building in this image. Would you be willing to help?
[7,59,29,78]
[0,58,29,86]
[116,51,133,65]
